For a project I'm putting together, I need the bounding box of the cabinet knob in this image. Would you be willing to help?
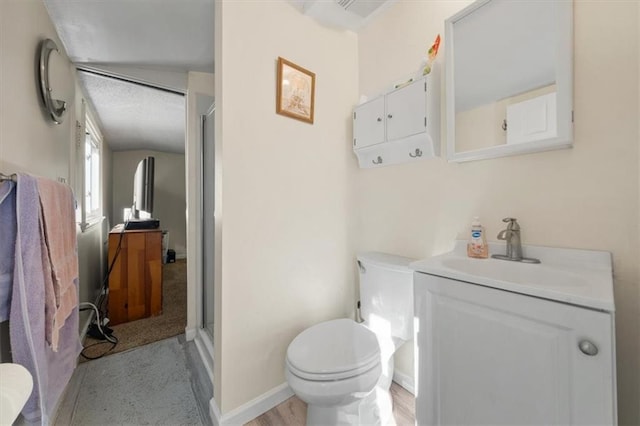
[387,114,393,119]
[578,340,598,356]
[377,117,382,122]
[372,156,383,165]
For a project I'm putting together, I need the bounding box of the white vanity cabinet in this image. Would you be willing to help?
[352,70,440,168]
[413,272,617,426]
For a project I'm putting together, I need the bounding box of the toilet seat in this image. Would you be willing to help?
[286,318,380,381]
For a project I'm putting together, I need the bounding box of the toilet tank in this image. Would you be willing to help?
[357,252,416,341]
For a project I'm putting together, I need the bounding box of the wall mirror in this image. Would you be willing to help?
[446,0,573,163]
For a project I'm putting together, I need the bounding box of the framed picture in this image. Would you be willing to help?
[276,57,315,124]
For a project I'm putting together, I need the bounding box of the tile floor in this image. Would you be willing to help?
[55,335,415,426]
[55,337,204,425]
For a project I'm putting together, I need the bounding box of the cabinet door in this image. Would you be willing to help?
[386,79,426,142]
[108,230,163,325]
[145,231,163,317]
[506,92,558,145]
[414,273,616,426]
[126,232,148,322]
[108,232,128,325]
[353,96,385,149]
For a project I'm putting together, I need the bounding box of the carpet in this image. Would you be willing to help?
[81,259,187,360]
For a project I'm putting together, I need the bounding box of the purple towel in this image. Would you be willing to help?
[9,174,82,424]
[0,180,17,321]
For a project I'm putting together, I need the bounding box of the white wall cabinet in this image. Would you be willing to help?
[352,96,385,149]
[506,92,558,145]
[414,273,617,426]
[352,70,440,168]
[385,80,427,142]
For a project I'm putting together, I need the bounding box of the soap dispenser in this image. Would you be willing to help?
[467,217,488,259]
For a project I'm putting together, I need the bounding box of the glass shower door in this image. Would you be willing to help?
[201,104,215,338]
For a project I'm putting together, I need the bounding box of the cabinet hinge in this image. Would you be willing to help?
[424,117,427,127]
[353,138,356,146]
[424,82,427,92]
[571,110,574,123]
[353,112,356,120]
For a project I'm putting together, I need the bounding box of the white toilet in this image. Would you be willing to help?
[285,252,415,426]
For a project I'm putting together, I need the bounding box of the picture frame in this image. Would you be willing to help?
[276,57,315,124]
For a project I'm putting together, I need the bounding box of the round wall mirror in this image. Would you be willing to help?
[38,38,67,124]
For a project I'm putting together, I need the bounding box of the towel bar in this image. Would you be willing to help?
[0,172,16,182]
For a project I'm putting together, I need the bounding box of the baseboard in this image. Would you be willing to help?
[182,340,214,426]
[79,290,103,341]
[52,363,89,425]
[185,327,197,341]
[393,369,415,395]
[79,311,94,342]
[56,291,102,424]
[193,329,214,385]
[210,397,223,426]
[211,382,294,426]
[210,372,410,426]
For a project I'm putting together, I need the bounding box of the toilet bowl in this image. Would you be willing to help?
[285,252,416,426]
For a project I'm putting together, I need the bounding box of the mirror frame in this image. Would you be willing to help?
[39,39,67,125]
[446,0,573,163]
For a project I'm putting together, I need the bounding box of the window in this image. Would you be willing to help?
[85,131,100,217]
[78,108,103,231]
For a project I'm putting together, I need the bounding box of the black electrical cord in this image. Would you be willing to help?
[79,209,133,360]
[80,336,119,360]
[95,210,133,316]
[79,305,119,360]
[103,212,131,289]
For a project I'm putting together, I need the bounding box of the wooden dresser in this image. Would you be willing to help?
[108,226,163,325]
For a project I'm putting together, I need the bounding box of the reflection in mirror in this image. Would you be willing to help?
[446,0,573,162]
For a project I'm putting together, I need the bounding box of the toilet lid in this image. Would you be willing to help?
[286,319,380,381]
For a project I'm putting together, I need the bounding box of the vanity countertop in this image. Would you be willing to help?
[410,241,614,312]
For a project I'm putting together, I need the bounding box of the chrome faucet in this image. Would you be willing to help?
[492,218,541,264]
[496,217,522,259]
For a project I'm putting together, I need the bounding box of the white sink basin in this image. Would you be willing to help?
[410,241,614,311]
[0,363,33,425]
[441,257,586,287]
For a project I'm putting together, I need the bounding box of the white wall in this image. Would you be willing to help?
[0,0,75,179]
[0,0,110,359]
[111,150,187,257]
[358,1,639,424]
[215,0,359,413]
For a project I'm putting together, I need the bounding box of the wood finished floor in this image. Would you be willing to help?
[244,382,415,426]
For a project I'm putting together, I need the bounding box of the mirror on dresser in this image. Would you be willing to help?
[446,0,573,162]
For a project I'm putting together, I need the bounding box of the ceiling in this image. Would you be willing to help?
[44,0,215,153]
[78,72,186,153]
